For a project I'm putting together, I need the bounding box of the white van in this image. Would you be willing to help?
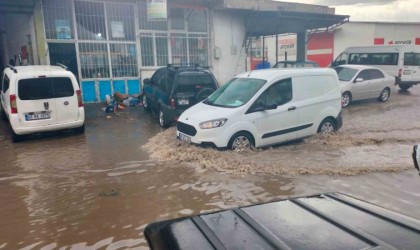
[1,65,85,142]
[176,68,342,151]
[331,45,420,90]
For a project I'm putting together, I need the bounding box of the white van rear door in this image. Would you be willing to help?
[402,52,419,82]
[16,77,57,127]
[52,77,80,124]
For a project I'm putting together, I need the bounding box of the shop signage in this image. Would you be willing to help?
[147,0,167,20]
[55,20,71,39]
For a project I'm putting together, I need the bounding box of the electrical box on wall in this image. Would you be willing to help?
[214,47,221,59]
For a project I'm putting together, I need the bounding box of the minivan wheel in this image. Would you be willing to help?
[159,110,169,128]
[11,130,24,143]
[1,108,7,121]
[378,88,390,102]
[228,132,254,152]
[341,92,351,108]
[318,118,337,134]
[74,124,85,134]
[142,94,151,111]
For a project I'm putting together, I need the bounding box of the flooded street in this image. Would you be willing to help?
[1,87,420,249]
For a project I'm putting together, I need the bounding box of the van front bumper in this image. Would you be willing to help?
[176,122,229,149]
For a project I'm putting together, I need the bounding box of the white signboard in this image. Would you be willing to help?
[147,0,167,20]
[111,21,125,39]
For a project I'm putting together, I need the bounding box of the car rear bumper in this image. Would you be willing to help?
[10,116,85,135]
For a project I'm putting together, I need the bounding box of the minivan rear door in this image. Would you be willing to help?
[173,73,216,110]
[17,77,57,127]
[52,77,79,124]
[403,53,420,83]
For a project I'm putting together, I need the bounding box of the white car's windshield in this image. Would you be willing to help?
[204,78,266,108]
[334,67,358,82]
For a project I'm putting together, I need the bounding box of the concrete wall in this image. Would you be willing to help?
[211,10,246,84]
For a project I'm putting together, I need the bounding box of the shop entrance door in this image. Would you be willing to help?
[48,43,79,81]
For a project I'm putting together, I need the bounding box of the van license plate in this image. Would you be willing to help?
[179,133,191,143]
[25,112,51,121]
[178,99,189,105]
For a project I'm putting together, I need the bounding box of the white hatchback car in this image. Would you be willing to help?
[334,65,395,107]
[1,65,85,142]
[176,68,342,151]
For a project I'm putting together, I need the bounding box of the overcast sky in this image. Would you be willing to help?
[285,0,420,22]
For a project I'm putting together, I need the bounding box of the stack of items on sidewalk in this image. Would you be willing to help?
[104,92,142,113]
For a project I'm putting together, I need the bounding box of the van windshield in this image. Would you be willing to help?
[203,78,266,108]
[334,67,358,82]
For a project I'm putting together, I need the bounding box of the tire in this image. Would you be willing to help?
[317,118,337,134]
[378,88,390,102]
[228,132,255,152]
[11,130,24,143]
[1,107,7,122]
[341,92,352,108]
[74,124,85,134]
[398,84,411,90]
[142,94,151,112]
[158,109,169,128]
[195,88,215,102]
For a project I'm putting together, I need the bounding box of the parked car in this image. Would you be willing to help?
[0,65,85,142]
[176,68,342,151]
[142,64,219,128]
[273,60,319,68]
[334,65,394,107]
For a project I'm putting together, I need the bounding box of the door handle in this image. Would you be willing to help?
[288,106,296,111]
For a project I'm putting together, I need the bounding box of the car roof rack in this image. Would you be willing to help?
[167,63,210,71]
[56,63,69,70]
[7,64,17,73]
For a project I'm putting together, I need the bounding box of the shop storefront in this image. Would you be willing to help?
[40,0,210,102]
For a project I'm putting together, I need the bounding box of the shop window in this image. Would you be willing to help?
[106,3,135,41]
[188,9,207,32]
[171,34,188,64]
[138,2,168,31]
[170,8,185,30]
[79,43,110,78]
[110,44,138,77]
[42,0,74,40]
[75,1,107,40]
[140,35,155,67]
[156,34,169,66]
[188,35,208,66]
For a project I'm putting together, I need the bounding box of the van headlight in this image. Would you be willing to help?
[199,119,227,129]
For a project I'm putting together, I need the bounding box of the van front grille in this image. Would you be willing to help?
[177,122,197,136]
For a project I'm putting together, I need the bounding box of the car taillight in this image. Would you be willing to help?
[76,90,83,107]
[10,94,17,114]
[170,98,176,108]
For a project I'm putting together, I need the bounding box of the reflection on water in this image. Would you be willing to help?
[0,88,419,249]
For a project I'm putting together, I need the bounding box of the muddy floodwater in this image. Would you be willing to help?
[1,87,420,249]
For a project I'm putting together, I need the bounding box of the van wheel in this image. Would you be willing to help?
[1,108,7,121]
[11,130,24,143]
[159,110,169,128]
[398,84,411,90]
[142,94,151,111]
[74,124,85,134]
[228,132,255,152]
[317,118,337,134]
[378,88,390,102]
[341,92,352,108]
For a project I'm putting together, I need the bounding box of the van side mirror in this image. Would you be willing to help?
[354,78,364,83]
[413,145,420,175]
[143,78,150,85]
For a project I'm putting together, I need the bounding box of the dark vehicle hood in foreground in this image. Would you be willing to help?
[145,192,420,250]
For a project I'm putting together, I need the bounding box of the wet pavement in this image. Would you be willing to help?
[0,87,420,249]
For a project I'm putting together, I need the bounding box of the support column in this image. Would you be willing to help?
[296,32,306,61]
[33,0,47,65]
